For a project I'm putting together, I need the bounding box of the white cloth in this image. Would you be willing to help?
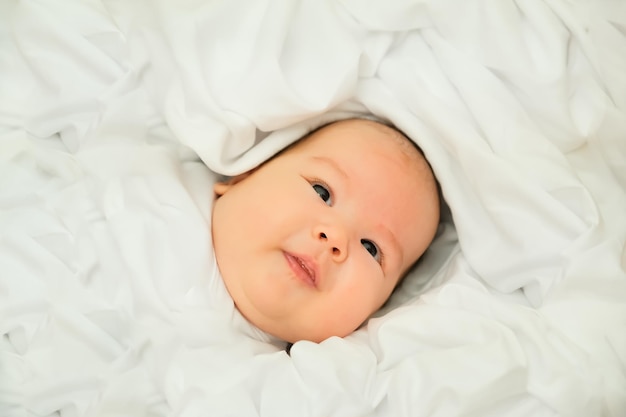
[1,0,625,416]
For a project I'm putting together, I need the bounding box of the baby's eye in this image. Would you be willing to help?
[312,183,332,205]
[361,239,381,263]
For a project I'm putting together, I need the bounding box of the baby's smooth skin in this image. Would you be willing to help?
[212,119,440,343]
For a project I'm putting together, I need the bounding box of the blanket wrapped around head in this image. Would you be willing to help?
[1,0,625,416]
[129,0,626,301]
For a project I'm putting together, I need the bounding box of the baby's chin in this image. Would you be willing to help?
[257,313,364,344]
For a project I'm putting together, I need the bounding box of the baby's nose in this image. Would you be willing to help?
[316,227,348,262]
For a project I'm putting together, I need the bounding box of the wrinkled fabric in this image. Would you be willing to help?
[1,0,625,416]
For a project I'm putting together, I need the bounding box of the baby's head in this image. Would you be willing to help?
[212,119,440,343]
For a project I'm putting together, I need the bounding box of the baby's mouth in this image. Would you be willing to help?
[283,252,317,288]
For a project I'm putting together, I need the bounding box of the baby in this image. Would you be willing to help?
[212,118,440,343]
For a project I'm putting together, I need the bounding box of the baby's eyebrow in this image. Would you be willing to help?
[311,156,348,180]
[379,225,403,273]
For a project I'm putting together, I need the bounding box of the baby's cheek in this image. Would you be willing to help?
[338,285,382,319]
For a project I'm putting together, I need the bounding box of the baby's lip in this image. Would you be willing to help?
[283,251,318,288]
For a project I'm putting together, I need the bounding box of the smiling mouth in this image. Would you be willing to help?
[283,252,317,288]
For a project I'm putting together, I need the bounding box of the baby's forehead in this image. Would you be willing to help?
[323,120,427,168]
[295,120,431,184]
[299,119,415,153]
[275,120,431,190]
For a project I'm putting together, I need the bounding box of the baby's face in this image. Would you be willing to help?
[212,120,440,343]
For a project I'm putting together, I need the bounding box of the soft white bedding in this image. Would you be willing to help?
[1,0,625,416]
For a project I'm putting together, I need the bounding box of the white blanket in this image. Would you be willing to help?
[1,0,625,416]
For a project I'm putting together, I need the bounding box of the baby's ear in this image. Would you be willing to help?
[213,171,253,197]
